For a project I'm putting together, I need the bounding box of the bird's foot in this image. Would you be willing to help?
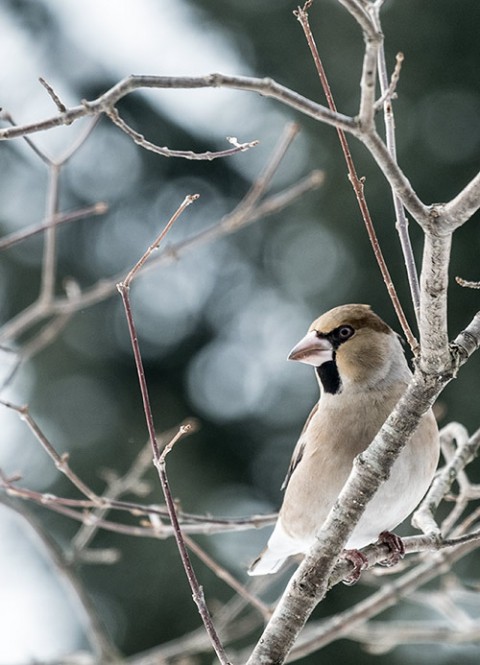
[377,530,405,567]
[341,548,369,586]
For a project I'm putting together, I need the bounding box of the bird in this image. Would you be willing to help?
[248,304,439,582]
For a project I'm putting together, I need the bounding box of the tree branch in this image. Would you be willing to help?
[442,169,480,227]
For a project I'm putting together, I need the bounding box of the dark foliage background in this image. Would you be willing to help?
[0,1,479,663]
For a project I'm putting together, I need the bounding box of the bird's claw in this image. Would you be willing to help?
[341,548,369,586]
[377,530,405,567]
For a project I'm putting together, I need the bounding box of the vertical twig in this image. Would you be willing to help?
[40,164,61,305]
[117,195,232,665]
[373,0,421,324]
[295,2,418,353]
[156,431,232,664]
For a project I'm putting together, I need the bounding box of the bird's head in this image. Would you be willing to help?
[288,304,407,393]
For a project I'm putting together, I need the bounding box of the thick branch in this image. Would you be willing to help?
[289,539,480,661]
[246,373,440,664]
[419,231,452,373]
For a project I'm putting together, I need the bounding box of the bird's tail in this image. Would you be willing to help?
[248,547,287,576]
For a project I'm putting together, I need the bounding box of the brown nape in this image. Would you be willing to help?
[311,304,392,337]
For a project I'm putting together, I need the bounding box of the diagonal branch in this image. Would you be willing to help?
[442,169,480,227]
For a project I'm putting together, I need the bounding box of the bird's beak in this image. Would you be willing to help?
[288,331,333,366]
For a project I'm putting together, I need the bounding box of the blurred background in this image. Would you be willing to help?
[0,0,479,663]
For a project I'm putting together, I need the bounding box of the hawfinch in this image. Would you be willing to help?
[249,304,439,578]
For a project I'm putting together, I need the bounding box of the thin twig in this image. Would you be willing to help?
[70,421,197,559]
[0,310,73,389]
[123,194,199,288]
[412,423,477,537]
[378,47,420,325]
[0,476,276,537]
[39,76,67,113]
[107,107,258,161]
[0,400,102,503]
[0,111,52,166]
[56,116,101,165]
[373,51,403,111]
[0,202,107,251]
[295,1,418,353]
[373,5,421,325]
[155,428,232,664]
[183,534,272,620]
[117,199,231,663]
[0,134,322,346]
[231,121,300,216]
[456,276,480,289]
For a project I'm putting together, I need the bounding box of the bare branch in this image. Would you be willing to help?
[418,231,452,372]
[288,539,480,662]
[295,1,417,353]
[107,107,259,160]
[0,202,107,251]
[0,130,322,346]
[184,534,272,620]
[413,424,480,537]
[123,194,199,288]
[118,205,232,663]
[450,310,480,363]
[375,42,421,323]
[360,130,430,224]
[39,164,60,306]
[456,276,480,289]
[337,0,377,39]
[0,73,356,141]
[350,618,480,652]
[39,76,67,113]
[0,400,102,503]
[442,169,480,228]
[0,475,276,537]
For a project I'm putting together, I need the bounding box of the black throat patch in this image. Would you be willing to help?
[316,359,341,394]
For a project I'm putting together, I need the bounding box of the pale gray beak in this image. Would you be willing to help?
[288,331,333,366]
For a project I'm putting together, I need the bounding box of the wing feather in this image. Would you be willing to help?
[280,402,318,491]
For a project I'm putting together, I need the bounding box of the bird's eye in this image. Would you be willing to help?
[332,325,354,343]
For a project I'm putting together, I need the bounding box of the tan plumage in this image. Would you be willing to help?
[249,304,439,576]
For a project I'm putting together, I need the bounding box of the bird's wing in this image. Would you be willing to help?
[280,402,318,491]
